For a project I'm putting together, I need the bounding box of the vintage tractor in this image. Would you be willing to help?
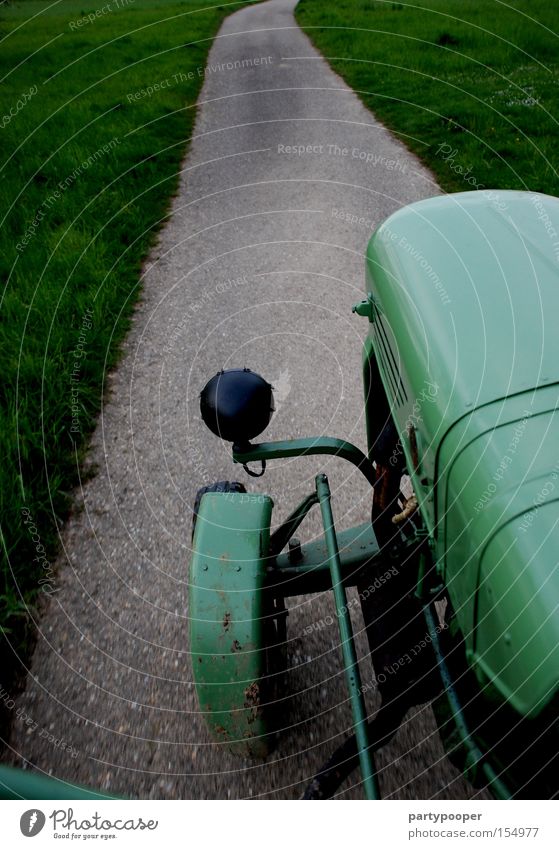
[189,190,559,799]
[0,190,557,801]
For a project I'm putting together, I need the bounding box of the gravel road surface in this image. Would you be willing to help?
[7,0,482,800]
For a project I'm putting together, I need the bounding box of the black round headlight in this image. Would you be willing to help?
[200,368,274,444]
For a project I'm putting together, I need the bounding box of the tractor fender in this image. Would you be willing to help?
[190,491,274,757]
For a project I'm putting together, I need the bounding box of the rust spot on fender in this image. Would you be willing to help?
[244,682,259,705]
[223,612,231,631]
[244,682,261,723]
[232,639,242,652]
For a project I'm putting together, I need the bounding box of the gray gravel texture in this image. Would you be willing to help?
[6,0,483,800]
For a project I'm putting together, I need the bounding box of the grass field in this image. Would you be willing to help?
[296,0,559,196]
[0,0,254,685]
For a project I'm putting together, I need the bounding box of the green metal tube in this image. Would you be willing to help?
[315,473,379,800]
[424,605,511,800]
[414,551,427,600]
[268,491,318,557]
[233,437,376,487]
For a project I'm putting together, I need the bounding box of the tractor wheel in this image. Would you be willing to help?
[191,480,246,540]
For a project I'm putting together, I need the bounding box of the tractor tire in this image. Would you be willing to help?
[191,480,246,541]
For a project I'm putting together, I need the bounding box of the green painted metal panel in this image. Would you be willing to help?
[190,492,274,757]
[0,765,119,799]
[441,395,559,716]
[476,502,559,717]
[275,520,379,582]
[364,191,559,717]
[365,191,559,526]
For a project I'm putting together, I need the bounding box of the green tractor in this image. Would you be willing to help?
[189,191,559,800]
[1,190,556,800]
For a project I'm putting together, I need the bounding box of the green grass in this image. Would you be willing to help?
[296,0,559,195]
[0,0,255,677]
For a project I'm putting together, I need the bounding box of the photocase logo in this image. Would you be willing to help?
[20,809,46,837]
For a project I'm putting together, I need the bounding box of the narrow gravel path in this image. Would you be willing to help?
[8,0,480,799]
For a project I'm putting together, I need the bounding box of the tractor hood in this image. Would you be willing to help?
[365,191,559,717]
[441,396,559,717]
